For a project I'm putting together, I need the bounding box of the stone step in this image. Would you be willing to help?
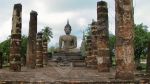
[72,60,86,67]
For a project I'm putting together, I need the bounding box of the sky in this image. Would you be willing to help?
[0,0,150,48]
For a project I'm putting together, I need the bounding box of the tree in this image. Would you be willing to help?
[147,40,150,73]
[134,23,149,69]
[80,26,91,57]
[109,34,116,66]
[42,26,53,65]
[42,26,53,42]
[0,37,10,64]
[0,35,28,65]
[21,35,28,65]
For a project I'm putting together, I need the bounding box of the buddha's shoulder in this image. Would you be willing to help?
[59,35,66,38]
[60,35,76,37]
[70,35,77,38]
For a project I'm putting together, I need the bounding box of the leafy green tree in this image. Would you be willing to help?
[0,35,28,65]
[134,23,150,69]
[21,35,28,65]
[0,37,10,64]
[109,34,116,66]
[42,26,53,42]
[146,31,150,72]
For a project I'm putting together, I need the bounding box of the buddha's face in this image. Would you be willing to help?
[64,27,71,35]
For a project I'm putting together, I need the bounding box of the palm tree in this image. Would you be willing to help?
[42,26,53,65]
[42,26,53,42]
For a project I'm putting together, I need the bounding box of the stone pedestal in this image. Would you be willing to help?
[115,0,134,80]
[36,32,43,68]
[53,52,82,61]
[53,52,83,67]
[10,3,22,72]
[26,11,38,69]
[97,1,110,72]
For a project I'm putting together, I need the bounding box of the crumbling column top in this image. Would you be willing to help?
[14,3,22,9]
[30,10,38,15]
[97,1,107,6]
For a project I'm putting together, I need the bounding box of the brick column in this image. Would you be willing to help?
[26,11,38,69]
[43,39,48,66]
[10,3,22,71]
[36,32,43,68]
[97,1,110,72]
[86,35,97,69]
[115,0,134,79]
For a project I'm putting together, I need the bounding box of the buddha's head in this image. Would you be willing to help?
[64,20,71,35]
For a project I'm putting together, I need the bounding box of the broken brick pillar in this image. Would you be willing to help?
[26,11,38,69]
[87,21,97,68]
[43,39,48,66]
[0,52,2,69]
[9,3,22,71]
[36,32,43,68]
[115,0,135,79]
[85,35,97,69]
[97,1,110,72]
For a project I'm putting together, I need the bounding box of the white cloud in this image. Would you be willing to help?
[77,18,87,27]
[0,0,150,48]
[0,18,11,42]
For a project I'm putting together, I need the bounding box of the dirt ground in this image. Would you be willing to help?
[0,61,149,83]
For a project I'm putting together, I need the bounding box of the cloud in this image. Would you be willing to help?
[0,0,150,48]
[134,0,150,30]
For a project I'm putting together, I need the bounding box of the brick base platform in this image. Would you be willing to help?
[0,61,149,84]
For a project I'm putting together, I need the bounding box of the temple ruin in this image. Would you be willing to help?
[9,3,22,72]
[115,0,135,79]
[36,32,43,68]
[97,1,110,72]
[26,11,38,69]
[0,0,149,83]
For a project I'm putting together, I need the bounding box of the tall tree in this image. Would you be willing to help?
[42,26,53,65]
[42,26,53,42]
[134,24,149,69]
[0,35,27,65]
[0,37,10,64]
[146,34,150,72]
[109,34,116,66]
[21,35,27,65]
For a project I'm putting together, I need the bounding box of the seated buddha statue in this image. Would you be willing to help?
[59,20,77,53]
